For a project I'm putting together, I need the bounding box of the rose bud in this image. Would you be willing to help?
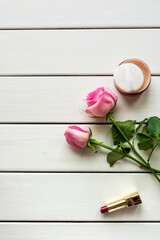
[64,126,90,149]
[85,87,117,117]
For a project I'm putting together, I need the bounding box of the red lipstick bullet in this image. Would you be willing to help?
[100,205,108,213]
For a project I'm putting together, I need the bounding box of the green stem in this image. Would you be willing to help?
[90,139,144,167]
[148,143,158,162]
[146,162,160,183]
[126,153,160,174]
[90,139,114,151]
[107,113,160,183]
[125,153,147,168]
[90,139,160,174]
[108,113,147,165]
[153,168,160,174]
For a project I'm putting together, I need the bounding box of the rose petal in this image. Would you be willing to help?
[86,92,115,117]
[64,126,90,149]
[85,87,105,107]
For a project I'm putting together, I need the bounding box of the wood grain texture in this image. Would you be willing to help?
[0,76,159,122]
[0,0,159,236]
[0,223,159,240]
[0,173,159,221]
[1,124,160,172]
[0,30,160,74]
[0,0,160,28]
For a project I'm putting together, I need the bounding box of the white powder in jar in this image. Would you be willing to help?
[114,63,144,93]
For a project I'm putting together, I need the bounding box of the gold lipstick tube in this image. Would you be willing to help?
[100,192,142,213]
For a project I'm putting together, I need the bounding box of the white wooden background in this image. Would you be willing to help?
[0,0,160,239]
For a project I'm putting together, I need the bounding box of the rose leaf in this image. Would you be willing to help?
[135,118,148,133]
[137,133,154,150]
[146,116,160,140]
[107,147,125,167]
[112,120,136,145]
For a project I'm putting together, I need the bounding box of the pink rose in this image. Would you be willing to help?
[85,87,117,117]
[64,126,90,149]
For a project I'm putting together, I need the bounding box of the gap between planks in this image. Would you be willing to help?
[0,27,160,30]
[0,74,159,77]
[0,122,148,124]
[0,171,152,174]
[0,220,159,223]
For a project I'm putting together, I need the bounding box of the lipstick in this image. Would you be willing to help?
[100,192,142,214]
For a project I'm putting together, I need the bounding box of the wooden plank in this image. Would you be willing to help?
[0,223,159,240]
[0,173,159,220]
[1,124,160,172]
[0,30,160,74]
[0,0,160,28]
[0,76,159,122]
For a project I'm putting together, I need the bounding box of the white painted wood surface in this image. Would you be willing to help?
[1,124,160,171]
[0,76,159,122]
[0,0,160,28]
[0,173,159,221]
[0,1,160,238]
[0,223,159,240]
[0,30,160,74]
